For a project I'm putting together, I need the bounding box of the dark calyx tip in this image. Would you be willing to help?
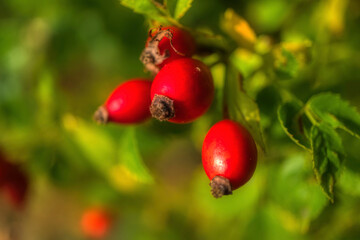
[93,106,109,124]
[150,94,175,121]
[210,176,232,198]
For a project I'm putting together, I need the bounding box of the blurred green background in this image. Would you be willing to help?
[1,0,360,239]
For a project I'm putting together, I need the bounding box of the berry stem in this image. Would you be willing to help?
[210,176,232,198]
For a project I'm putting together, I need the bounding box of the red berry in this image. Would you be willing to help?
[150,58,214,123]
[140,26,196,74]
[202,120,257,198]
[0,153,28,208]
[2,172,28,209]
[94,78,152,124]
[0,157,12,186]
[81,208,112,239]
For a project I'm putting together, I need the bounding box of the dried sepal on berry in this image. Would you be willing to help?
[210,176,232,198]
[140,26,195,74]
[149,94,175,121]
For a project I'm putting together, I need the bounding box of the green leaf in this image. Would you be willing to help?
[270,154,328,232]
[108,128,154,191]
[306,92,360,139]
[249,0,289,32]
[338,168,360,197]
[256,86,282,118]
[273,48,299,79]
[271,41,312,81]
[225,65,266,151]
[311,123,345,202]
[174,0,193,19]
[230,48,262,79]
[221,9,257,48]
[63,116,153,191]
[118,128,153,184]
[278,100,311,150]
[119,0,169,23]
[281,41,312,67]
[62,115,117,173]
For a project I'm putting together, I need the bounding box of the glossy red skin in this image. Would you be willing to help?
[81,208,112,239]
[105,79,152,124]
[146,26,196,67]
[202,120,257,190]
[151,58,214,123]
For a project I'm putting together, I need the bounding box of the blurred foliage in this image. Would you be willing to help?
[1,0,360,239]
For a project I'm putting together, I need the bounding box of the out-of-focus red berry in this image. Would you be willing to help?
[81,208,112,239]
[0,151,29,209]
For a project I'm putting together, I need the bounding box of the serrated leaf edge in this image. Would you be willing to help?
[174,0,194,20]
[307,92,360,139]
[277,103,311,151]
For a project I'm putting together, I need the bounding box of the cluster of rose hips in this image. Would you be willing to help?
[0,151,28,209]
[94,26,257,198]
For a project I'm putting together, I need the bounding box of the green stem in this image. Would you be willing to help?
[304,105,319,126]
[151,0,183,27]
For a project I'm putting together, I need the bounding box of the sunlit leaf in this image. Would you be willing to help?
[225,65,266,151]
[62,114,117,173]
[63,116,153,191]
[174,0,193,20]
[230,48,262,78]
[117,128,153,184]
[323,0,349,35]
[192,27,231,53]
[109,128,153,191]
[273,48,299,79]
[311,123,345,202]
[222,9,257,48]
[119,0,169,23]
[272,41,312,80]
[281,41,312,67]
[306,92,360,139]
[254,35,273,54]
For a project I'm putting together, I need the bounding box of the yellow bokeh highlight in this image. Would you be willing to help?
[62,114,79,131]
[223,9,257,47]
[108,164,142,192]
[325,0,348,35]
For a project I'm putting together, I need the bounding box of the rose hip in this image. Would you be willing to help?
[94,78,152,124]
[150,58,214,123]
[140,26,196,74]
[202,120,257,198]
